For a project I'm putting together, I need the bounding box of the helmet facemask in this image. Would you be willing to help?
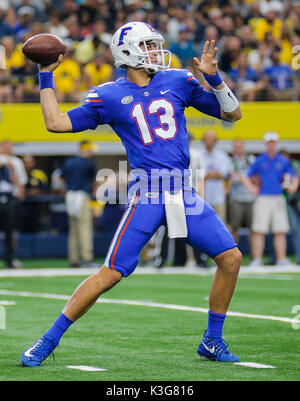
[111,22,172,74]
[132,37,171,73]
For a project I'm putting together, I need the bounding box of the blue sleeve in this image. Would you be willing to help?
[67,104,101,132]
[67,86,105,132]
[185,73,221,119]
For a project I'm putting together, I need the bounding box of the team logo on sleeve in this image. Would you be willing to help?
[121,95,133,104]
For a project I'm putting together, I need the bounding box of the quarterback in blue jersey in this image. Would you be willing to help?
[21,22,243,367]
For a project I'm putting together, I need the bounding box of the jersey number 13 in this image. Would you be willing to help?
[131,99,177,145]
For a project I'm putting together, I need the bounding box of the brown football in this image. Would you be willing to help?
[22,33,67,66]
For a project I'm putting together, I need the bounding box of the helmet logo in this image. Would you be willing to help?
[118,26,132,46]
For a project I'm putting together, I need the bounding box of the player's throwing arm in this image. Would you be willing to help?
[193,40,242,122]
[22,34,73,133]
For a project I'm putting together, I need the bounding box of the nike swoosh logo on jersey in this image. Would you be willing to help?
[160,90,170,94]
[202,342,215,354]
[228,92,234,100]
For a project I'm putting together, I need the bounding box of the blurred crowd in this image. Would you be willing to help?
[1,0,300,102]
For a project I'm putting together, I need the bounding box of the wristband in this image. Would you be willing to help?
[203,72,223,87]
[39,72,54,90]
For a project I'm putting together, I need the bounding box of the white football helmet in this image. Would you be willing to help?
[110,21,172,73]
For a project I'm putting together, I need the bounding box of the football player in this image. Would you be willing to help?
[21,21,242,366]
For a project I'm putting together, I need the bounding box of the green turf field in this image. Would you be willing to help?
[1,269,300,381]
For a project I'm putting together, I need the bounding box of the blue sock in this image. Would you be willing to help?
[206,310,226,338]
[43,313,74,346]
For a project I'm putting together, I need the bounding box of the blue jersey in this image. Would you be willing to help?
[263,64,293,90]
[68,69,221,176]
[247,152,295,195]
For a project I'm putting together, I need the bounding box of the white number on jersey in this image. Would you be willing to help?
[131,99,177,145]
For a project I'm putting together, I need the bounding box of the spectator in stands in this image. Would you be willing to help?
[279,23,294,65]
[59,0,79,22]
[0,141,17,268]
[91,18,112,46]
[2,34,24,69]
[0,140,27,268]
[197,24,221,61]
[0,35,20,102]
[291,35,300,100]
[166,6,188,43]
[259,1,284,16]
[199,131,233,223]
[248,41,272,73]
[46,10,69,39]
[219,16,236,40]
[263,45,295,100]
[218,35,241,73]
[232,0,250,19]
[205,7,222,33]
[12,57,39,102]
[0,140,27,198]
[0,65,12,102]
[23,154,48,196]
[239,25,258,53]
[75,33,106,64]
[77,0,98,29]
[60,141,98,268]
[14,5,35,41]
[251,9,282,42]
[83,53,113,89]
[64,15,84,43]
[0,2,13,38]
[241,132,299,266]
[227,139,255,245]
[0,0,298,104]
[228,52,265,101]
[169,24,197,68]
[53,46,81,102]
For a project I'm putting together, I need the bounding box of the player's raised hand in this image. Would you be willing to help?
[38,54,64,73]
[193,40,218,76]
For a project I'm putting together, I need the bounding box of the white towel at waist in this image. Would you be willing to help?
[164,190,187,238]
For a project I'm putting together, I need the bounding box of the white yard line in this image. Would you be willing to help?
[234,362,276,369]
[0,300,16,305]
[0,289,299,325]
[66,365,107,372]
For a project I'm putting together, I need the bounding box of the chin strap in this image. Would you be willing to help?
[144,67,158,75]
